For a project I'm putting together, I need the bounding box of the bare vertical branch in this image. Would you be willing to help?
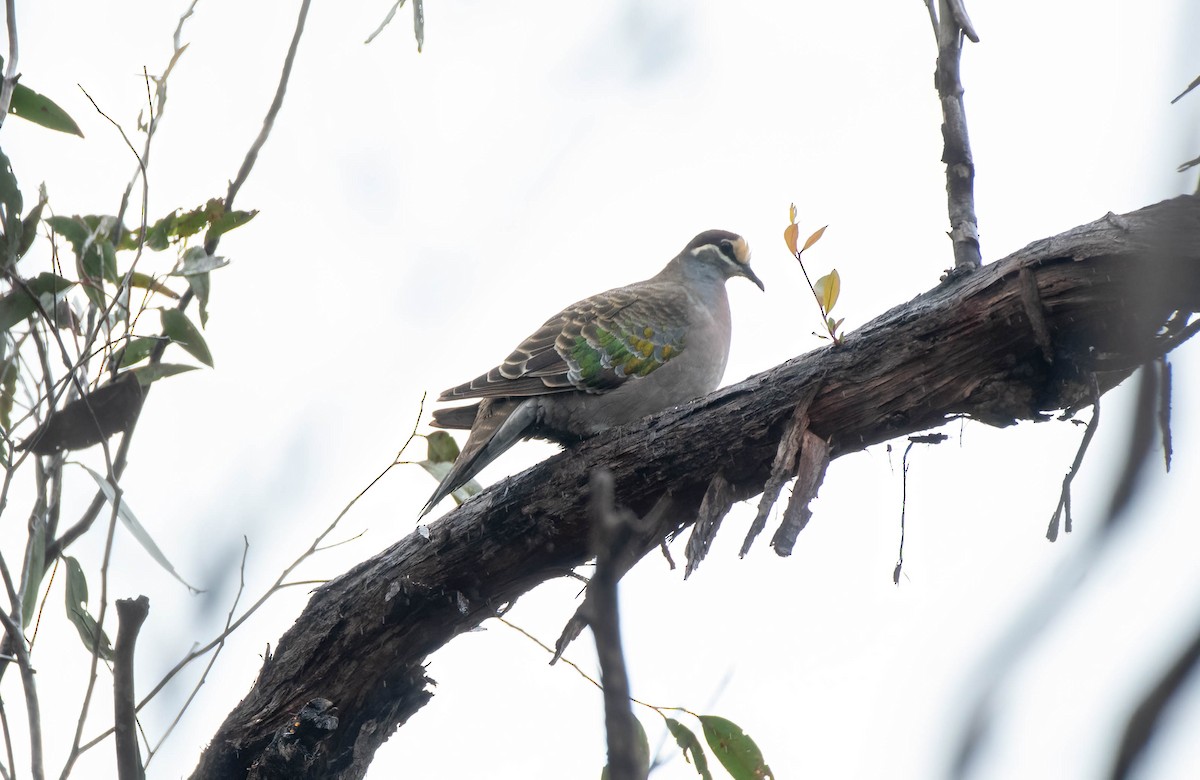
[0,606,41,780]
[927,0,982,273]
[113,597,149,780]
[219,0,311,220]
[588,470,646,780]
[0,0,18,124]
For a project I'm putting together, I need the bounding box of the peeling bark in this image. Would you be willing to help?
[770,430,832,557]
[191,196,1200,779]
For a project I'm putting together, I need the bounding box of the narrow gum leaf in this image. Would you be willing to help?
[665,718,712,778]
[161,308,214,367]
[783,224,799,256]
[802,225,828,252]
[788,203,797,224]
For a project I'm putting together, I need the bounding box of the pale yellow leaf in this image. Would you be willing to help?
[814,268,840,314]
[802,225,828,253]
[788,202,797,224]
[783,223,799,256]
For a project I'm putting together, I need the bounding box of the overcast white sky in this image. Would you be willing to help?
[3,0,1200,778]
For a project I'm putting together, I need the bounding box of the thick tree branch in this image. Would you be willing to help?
[191,195,1200,779]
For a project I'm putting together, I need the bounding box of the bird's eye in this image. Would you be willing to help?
[719,239,733,257]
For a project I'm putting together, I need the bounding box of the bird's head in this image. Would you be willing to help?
[680,230,764,291]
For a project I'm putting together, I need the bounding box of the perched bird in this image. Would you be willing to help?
[421,229,763,517]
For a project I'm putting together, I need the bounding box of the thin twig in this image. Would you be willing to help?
[218,0,310,222]
[143,537,249,768]
[0,609,42,780]
[1046,375,1100,541]
[0,694,14,780]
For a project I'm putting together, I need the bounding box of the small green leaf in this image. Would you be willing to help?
[144,212,175,251]
[666,718,712,779]
[171,202,213,240]
[117,337,160,368]
[9,83,84,137]
[0,272,74,331]
[128,271,179,299]
[77,463,202,593]
[45,214,90,250]
[174,246,229,276]
[17,189,47,259]
[699,715,774,780]
[188,271,211,327]
[0,148,22,220]
[127,363,199,385]
[0,356,16,431]
[205,208,257,240]
[20,518,47,628]
[160,308,213,367]
[426,430,460,463]
[64,556,113,661]
[99,239,119,283]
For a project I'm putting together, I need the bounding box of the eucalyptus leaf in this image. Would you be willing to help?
[127,363,199,385]
[699,715,774,780]
[9,83,84,136]
[0,357,15,430]
[64,556,113,660]
[77,463,202,593]
[161,308,214,367]
[20,518,47,628]
[666,718,712,779]
[117,336,160,368]
[0,273,74,331]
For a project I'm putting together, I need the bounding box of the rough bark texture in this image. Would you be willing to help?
[190,195,1200,779]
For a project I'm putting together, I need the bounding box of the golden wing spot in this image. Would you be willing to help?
[643,326,654,338]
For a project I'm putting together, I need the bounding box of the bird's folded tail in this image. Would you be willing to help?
[430,402,480,430]
[419,398,537,518]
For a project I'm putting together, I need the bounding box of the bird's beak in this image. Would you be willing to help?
[742,266,765,291]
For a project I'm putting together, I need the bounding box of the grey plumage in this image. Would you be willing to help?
[420,229,762,517]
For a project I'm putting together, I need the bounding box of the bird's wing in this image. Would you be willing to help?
[438,283,691,401]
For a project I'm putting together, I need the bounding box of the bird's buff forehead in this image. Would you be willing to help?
[730,236,752,266]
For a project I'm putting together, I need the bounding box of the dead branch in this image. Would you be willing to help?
[191,195,1200,779]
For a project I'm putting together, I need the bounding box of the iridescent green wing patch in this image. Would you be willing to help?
[559,293,688,392]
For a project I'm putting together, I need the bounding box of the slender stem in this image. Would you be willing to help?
[0,608,42,780]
